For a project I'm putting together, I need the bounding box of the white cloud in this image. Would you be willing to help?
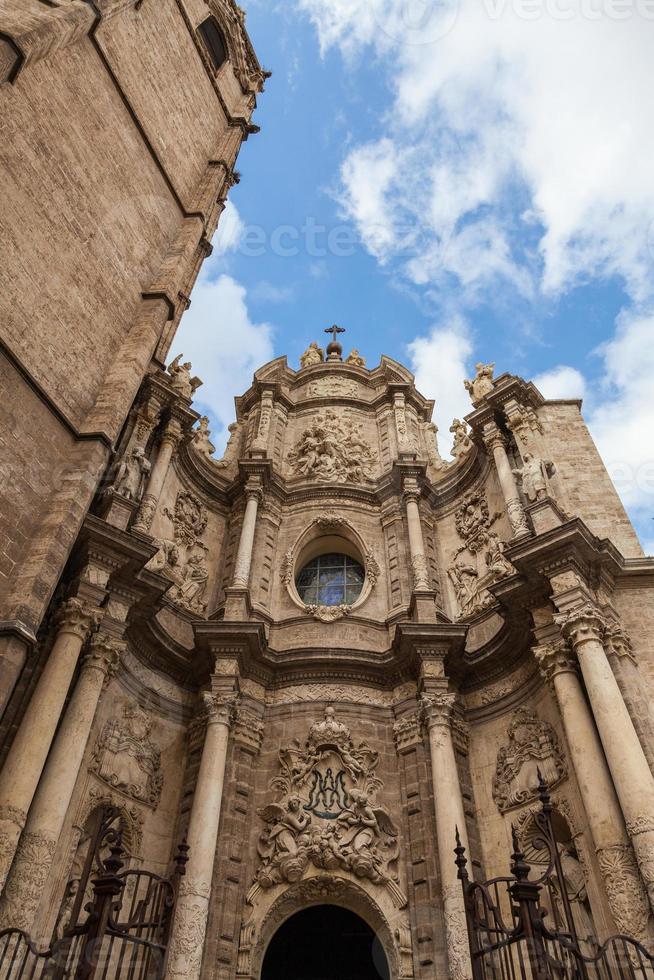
[532,365,586,401]
[406,316,473,457]
[213,200,244,255]
[171,274,274,452]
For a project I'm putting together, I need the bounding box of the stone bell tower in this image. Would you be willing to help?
[1,328,654,980]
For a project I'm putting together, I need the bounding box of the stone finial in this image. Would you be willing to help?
[167,354,202,400]
[464,362,495,405]
[346,349,366,367]
[299,342,324,369]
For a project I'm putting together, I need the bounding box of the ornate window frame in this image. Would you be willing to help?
[282,513,380,623]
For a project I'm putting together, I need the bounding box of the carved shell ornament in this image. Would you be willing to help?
[283,514,380,622]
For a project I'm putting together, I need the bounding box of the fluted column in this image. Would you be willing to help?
[0,633,122,931]
[404,483,430,590]
[166,692,237,980]
[0,598,101,893]
[232,484,262,588]
[558,605,654,914]
[482,422,530,538]
[421,693,472,980]
[534,639,652,942]
[132,417,182,533]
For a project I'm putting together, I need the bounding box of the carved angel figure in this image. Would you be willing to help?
[337,789,399,882]
[450,419,474,459]
[256,797,311,885]
[346,349,366,367]
[464,362,495,405]
[192,416,215,458]
[108,447,151,502]
[300,342,324,368]
[167,353,202,400]
[514,451,554,503]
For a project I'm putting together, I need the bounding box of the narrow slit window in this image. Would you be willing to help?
[198,17,228,72]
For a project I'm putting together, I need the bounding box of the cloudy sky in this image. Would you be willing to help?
[172,0,654,551]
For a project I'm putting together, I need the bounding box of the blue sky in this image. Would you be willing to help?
[173,0,654,551]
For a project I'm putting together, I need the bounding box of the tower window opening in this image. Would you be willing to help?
[296,552,364,607]
[198,17,228,72]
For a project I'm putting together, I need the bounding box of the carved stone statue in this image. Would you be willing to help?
[215,422,241,468]
[464,362,495,405]
[108,447,150,502]
[254,707,403,902]
[145,538,181,577]
[168,544,209,615]
[192,417,215,458]
[167,353,202,400]
[514,451,554,503]
[90,704,163,807]
[485,532,514,579]
[288,409,377,484]
[422,421,445,470]
[299,342,324,368]
[447,560,480,617]
[492,708,566,812]
[449,419,474,459]
[346,349,366,367]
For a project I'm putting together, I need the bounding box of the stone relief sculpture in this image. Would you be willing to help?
[464,362,495,405]
[255,707,404,906]
[287,410,377,484]
[448,492,514,618]
[449,419,474,459]
[168,544,209,615]
[167,354,202,400]
[308,378,359,398]
[191,417,215,458]
[90,704,163,808]
[107,447,151,502]
[299,342,324,368]
[492,708,567,812]
[513,451,555,503]
[346,349,366,367]
[145,491,210,615]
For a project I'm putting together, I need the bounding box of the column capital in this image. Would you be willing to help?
[555,603,607,647]
[244,483,264,505]
[201,691,239,727]
[54,598,102,642]
[482,420,506,452]
[420,692,457,730]
[82,632,125,678]
[604,620,635,662]
[402,482,421,505]
[533,639,577,683]
[160,417,184,449]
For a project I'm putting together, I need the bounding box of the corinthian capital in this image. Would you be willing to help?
[482,421,505,453]
[202,691,239,727]
[82,632,125,677]
[54,598,102,642]
[160,417,184,449]
[420,692,457,730]
[533,639,577,683]
[555,603,607,647]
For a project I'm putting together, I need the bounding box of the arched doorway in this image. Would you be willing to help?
[261,905,390,980]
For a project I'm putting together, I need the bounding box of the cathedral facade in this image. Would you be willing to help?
[3,3,654,980]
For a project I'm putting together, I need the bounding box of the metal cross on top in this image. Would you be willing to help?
[325,324,345,344]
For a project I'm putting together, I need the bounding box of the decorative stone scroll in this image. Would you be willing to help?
[255,707,405,906]
[90,703,163,808]
[287,410,377,484]
[492,707,566,812]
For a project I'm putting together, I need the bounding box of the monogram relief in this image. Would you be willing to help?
[492,708,566,812]
[255,707,405,906]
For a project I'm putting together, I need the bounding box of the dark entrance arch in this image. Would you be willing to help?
[261,904,390,980]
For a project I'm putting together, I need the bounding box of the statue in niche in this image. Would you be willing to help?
[168,543,209,615]
[192,417,215,458]
[464,362,495,405]
[288,410,377,484]
[90,704,163,807]
[492,707,566,812]
[255,707,403,902]
[514,451,555,503]
[299,342,324,368]
[108,447,151,502]
[450,419,474,459]
[167,354,202,400]
[346,349,366,367]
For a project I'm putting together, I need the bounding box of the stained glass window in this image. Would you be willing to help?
[296,553,365,607]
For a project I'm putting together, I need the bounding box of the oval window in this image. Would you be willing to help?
[295,553,365,607]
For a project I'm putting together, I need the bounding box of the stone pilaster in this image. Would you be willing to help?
[482,421,530,538]
[166,690,238,980]
[556,604,654,916]
[421,692,472,980]
[0,632,123,931]
[132,417,183,533]
[251,389,274,455]
[533,637,652,943]
[0,598,101,893]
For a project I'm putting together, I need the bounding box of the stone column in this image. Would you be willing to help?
[232,484,262,588]
[0,598,100,893]
[421,693,472,980]
[482,422,530,538]
[132,417,182,533]
[0,633,122,931]
[558,605,654,914]
[403,483,430,591]
[534,639,652,942]
[166,692,237,980]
